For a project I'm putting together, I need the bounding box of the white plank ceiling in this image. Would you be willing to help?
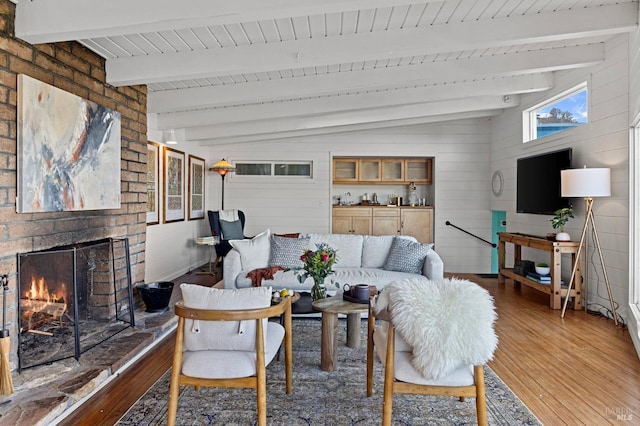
[12,0,639,144]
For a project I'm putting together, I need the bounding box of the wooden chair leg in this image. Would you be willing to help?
[382,324,396,426]
[284,298,293,395]
[167,318,185,426]
[474,365,488,426]
[256,319,267,426]
[366,306,375,397]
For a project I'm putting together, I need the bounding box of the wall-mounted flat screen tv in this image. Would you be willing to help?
[517,148,572,215]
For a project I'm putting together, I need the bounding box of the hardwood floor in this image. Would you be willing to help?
[59,271,640,425]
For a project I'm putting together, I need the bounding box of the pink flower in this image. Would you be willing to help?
[321,253,328,262]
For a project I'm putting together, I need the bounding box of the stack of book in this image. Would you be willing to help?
[526,271,551,284]
[196,236,216,244]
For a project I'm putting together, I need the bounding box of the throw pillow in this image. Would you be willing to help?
[180,284,272,352]
[220,219,244,240]
[268,236,311,269]
[229,229,271,271]
[383,237,433,274]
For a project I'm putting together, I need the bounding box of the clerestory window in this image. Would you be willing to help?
[523,82,588,143]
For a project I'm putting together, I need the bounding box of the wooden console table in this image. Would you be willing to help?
[498,232,582,310]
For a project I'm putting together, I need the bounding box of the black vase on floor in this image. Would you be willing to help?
[137,282,174,313]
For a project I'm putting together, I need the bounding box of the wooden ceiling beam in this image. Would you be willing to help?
[181,95,517,141]
[191,111,503,145]
[148,45,598,113]
[106,3,634,86]
[157,75,542,129]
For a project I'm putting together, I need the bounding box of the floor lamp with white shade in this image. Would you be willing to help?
[210,159,235,210]
[560,166,618,325]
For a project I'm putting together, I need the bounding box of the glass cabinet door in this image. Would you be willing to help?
[382,159,404,182]
[333,158,358,182]
[405,158,432,184]
[359,159,381,181]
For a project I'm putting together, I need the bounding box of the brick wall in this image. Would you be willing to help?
[0,0,147,368]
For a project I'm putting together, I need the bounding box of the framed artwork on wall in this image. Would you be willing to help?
[147,141,160,224]
[163,147,185,223]
[188,155,205,220]
[16,74,122,213]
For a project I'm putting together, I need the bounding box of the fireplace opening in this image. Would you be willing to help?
[17,238,135,371]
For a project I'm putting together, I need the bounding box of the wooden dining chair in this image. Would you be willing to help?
[168,285,293,426]
[366,278,497,426]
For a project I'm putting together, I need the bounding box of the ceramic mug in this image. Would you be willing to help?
[344,284,370,300]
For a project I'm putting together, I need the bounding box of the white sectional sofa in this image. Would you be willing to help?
[223,230,444,293]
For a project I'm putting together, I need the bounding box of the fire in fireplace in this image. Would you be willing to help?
[17,238,135,371]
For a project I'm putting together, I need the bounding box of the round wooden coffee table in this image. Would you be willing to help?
[312,296,369,372]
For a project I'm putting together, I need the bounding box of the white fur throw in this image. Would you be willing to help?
[374,277,498,380]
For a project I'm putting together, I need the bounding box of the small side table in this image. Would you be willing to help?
[312,296,369,372]
[195,236,220,275]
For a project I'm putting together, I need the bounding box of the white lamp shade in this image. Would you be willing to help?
[561,168,611,197]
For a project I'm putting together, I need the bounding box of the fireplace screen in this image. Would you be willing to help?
[17,238,134,371]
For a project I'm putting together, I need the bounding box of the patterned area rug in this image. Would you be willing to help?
[119,319,540,425]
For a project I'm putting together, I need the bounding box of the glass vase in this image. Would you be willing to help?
[311,279,326,301]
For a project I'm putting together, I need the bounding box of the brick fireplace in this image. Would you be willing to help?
[0,0,147,382]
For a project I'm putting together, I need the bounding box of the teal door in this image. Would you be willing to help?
[491,211,506,274]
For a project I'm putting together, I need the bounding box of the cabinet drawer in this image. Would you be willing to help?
[333,207,372,217]
[373,208,399,217]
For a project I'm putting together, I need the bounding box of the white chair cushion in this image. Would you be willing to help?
[229,229,271,271]
[182,322,285,379]
[180,284,272,352]
[374,328,474,386]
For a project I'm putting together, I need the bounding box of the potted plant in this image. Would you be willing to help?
[535,262,550,276]
[550,207,573,241]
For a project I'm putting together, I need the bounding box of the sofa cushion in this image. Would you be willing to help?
[362,235,395,268]
[229,229,271,271]
[384,238,433,274]
[220,219,244,240]
[305,233,364,267]
[268,235,311,268]
[180,284,272,352]
[233,267,428,292]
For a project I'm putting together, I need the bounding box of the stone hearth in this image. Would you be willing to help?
[0,286,180,426]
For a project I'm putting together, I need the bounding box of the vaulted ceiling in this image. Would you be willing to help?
[13,0,639,144]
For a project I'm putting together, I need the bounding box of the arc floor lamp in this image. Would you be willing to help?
[560,166,618,325]
[210,159,235,210]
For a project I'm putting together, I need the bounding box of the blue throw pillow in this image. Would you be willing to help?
[383,238,433,274]
[220,219,244,240]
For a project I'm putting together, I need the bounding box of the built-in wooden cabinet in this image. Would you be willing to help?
[401,208,433,243]
[372,208,400,236]
[359,159,381,182]
[333,158,359,182]
[333,206,433,243]
[332,207,372,235]
[333,157,432,184]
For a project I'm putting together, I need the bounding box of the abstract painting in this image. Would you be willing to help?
[188,155,205,220]
[163,147,185,223]
[147,141,160,225]
[17,74,121,213]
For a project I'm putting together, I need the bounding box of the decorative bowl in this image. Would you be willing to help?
[535,265,550,276]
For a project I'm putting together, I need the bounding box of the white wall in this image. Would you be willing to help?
[145,119,214,282]
[206,118,494,273]
[490,34,631,322]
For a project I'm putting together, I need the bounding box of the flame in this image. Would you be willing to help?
[25,276,66,303]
